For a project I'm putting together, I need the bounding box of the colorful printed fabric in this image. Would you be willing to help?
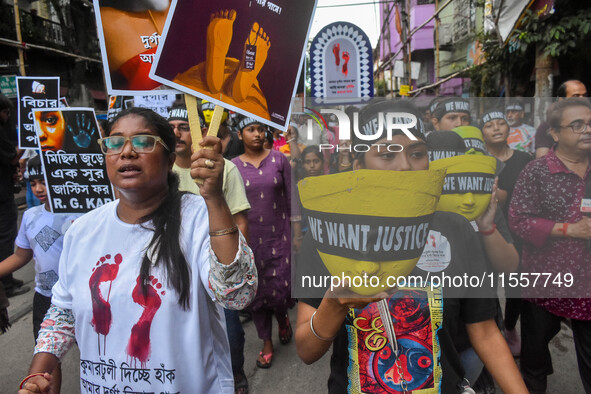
[34,304,76,360]
[507,124,536,154]
[209,231,257,310]
[345,287,442,393]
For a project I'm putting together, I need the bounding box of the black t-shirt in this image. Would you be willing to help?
[498,150,533,213]
[534,121,554,150]
[497,150,532,253]
[298,211,496,394]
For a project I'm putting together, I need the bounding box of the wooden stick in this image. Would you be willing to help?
[206,104,225,138]
[184,94,224,184]
[184,94,203,153]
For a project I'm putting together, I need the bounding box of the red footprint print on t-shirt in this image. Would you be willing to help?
[332,43,340,66]
[126,275,164,368]
[342,52,350,76]
[89,253,122,355]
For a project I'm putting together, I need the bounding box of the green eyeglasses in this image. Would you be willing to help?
[97,135,170,155]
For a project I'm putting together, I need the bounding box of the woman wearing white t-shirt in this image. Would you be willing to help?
[18,107,257,393]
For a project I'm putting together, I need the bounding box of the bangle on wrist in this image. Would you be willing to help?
[19,373,46,390]
[478,223,496,236]
[209,225,238,237]
[310,310,336,341]
[561,223,569,237]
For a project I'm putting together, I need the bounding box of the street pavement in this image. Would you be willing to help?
[0,207,584,393]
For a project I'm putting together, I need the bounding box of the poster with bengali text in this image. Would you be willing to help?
[150,0,317,130]
[16,76,60,149]
[93,0,177,95]
[133,93,178,118]
[34,108,114,214]
[310,22,373,103]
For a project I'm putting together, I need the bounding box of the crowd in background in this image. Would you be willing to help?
[0,79,590,393]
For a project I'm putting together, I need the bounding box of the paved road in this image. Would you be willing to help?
[0,209,584,393]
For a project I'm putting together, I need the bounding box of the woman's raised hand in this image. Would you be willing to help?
[190,136,225,201]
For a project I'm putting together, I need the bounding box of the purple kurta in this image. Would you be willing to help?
[233,150,293,311]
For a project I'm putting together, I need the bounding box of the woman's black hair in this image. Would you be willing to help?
[108,107,192,309]
[301,145,324,163]
[299,145,324,180]
[264,129,274,147]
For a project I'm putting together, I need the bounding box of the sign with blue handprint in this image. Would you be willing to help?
[68,112,98,149]
[33,108,115,213]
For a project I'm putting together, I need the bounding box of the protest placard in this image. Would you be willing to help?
[150,0,317,130]
[310,21,374,102]
[93,0,177,95]
[133,93,177,118]
[34,108,114,213]
[16,76,60,149]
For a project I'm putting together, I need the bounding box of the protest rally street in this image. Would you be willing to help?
[2,1,591,393]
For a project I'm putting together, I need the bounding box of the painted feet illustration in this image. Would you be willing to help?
[342,51,350,77]
[232,22,271,102]
[89,253,122,355]
[126,275,164,368]
[332,43,340,66]
[205,9,236,93]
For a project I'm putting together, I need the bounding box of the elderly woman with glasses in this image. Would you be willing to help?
[509,98,591,393]
[18,107,256,394]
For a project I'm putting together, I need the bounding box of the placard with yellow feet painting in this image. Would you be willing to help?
[150,0,317,130]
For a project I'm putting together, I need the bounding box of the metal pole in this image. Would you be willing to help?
[435,0,440,95]
[399,0,411,87]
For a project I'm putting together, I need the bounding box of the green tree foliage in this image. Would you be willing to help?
[469,3,591,96]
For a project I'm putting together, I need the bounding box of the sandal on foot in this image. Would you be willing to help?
[278,316,293,345]
[256,351,273,369]
[234,372,249,394]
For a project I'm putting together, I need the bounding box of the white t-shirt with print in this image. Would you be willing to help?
[14,205,80,297]
[51,194,233,393]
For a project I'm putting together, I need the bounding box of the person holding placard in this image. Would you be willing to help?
[295,100,526,394]
[167,101,251,394]
[18,108,256,393]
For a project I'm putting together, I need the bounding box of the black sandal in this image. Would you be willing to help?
[234,371,249,394]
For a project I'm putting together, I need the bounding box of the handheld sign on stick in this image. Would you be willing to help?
[184,94,224,184]
[185,94,203,151]
[205,104,226,138]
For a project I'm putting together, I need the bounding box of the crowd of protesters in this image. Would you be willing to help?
[0,79,590,393]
